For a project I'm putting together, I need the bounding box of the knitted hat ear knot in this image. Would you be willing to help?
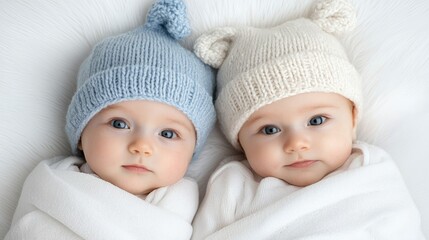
[145,0,190,40]
[310,0,356,34]
[194,27,236,69]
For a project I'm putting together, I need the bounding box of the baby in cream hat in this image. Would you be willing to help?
[195,0,361,188]
[191,0,424,238]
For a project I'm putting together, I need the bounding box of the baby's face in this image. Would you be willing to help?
[79,100,196,195]
[238,92,356,187]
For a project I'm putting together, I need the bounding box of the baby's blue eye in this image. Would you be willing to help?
[308,116,326,126]
[111,119,129,129]
[262,125,281,135]
[160,130,177,139]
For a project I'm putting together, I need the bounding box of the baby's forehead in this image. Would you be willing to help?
[281,91,348,105]
[251,92,352,117]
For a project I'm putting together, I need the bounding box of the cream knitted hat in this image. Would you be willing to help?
[194,0,362,149]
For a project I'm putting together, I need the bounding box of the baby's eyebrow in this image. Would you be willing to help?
[245,115,265,127]
[303,105,339,111]
[165,117,195,133]
[100,105,121,112]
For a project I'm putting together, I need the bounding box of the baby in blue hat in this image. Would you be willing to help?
[5,0,215,239]
[66,0,215,196]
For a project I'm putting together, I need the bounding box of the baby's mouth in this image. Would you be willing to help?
[286,160,317,168]
[122,164,151,173]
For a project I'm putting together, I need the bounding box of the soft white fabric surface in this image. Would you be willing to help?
[192,142,425,239]
[1,0,428,238]
[5,156,198,240]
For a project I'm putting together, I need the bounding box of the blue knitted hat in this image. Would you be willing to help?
[66,0,216,159]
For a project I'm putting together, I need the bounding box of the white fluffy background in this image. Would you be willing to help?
[1,0,428,237]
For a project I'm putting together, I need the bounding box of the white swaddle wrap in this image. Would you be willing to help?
[6,156,198,240]
[192,142,425,240]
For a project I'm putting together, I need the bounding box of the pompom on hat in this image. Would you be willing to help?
[66,0,216,158]
[194,0,361,149]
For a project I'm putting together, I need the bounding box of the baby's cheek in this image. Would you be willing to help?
[164,155,191,182]
[329,142,353,168]
[246,146,276,176]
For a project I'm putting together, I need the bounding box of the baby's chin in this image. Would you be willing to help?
[110,178,156,196]
[282,173,326,187]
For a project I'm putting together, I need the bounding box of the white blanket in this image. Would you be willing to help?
[5,156,198,240]
[192,142,425,240]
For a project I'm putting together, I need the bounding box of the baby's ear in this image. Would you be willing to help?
[78,139,83,150]
[193,27,236,68]
[352,105,358,140]
[310,0,356,34]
